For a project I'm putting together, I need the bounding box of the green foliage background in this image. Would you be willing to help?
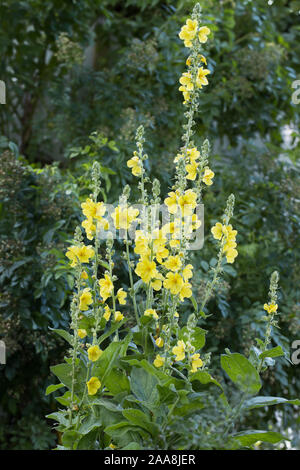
[0,0,299,449]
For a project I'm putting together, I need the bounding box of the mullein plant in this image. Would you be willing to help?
[47,4,299,450]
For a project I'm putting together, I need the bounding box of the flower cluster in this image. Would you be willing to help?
[211,223,238,264]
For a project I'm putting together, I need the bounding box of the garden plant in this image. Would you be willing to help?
[46,5,300,450]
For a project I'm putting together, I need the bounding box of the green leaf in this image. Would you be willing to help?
[122,409,159,436]
[259,346,285,360]
[104,368,130,395]
[190,370,223,390]
[62,430,80,449]
[130,366,159,405]
[221,353,261,394]
[179,326,206,350]
[93,341,123,382]
[45,383,64,396]
[242,396,300,410]
[50,328,73,346]
[232,430,289,447]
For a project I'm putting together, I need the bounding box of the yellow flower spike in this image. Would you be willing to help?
[78,329,87,339]
[86,377,101,395]
[264,303,278,314]
[155,337,164,348]
[198,26,211,43]
[154,354,165,368]
[191,353,203,373]
[116,288,127,305]
[144,309,159,320]
[172,340,186,361]
[163,272,184,295]
[202,168,215,186]
[79,288,93,311]
[114,311,124,322]
[135,257,157,284]
[88,345,102,362]
[179,18,198,48]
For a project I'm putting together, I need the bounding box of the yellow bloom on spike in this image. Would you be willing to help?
[198,26,211,43]
[202,168,215,186]
[79,288,93,311]
[78,329,87,339]
[66,245,94,267]
[116,288,127,305]
[165,191,178,214]
[86,377,101,395]
[196,67,210,88]
[186,162,198,180]
[154,354,165,368]
[172,340,186,361]
[81,198,106,221]
[99,274,113,301]
[182,264,193,281]
[211,223,224,240]
[144,309,159,320]
[135,257,157,284]
[179,18,198,48]
[114,311,124,322]
[112,206,139,230]
[151,273,164,291]
[127,156,142,176]
[155,337,164,348]
[191,353,203,373]
[178,189,197,216]
[164,255,182,272]
[88,345,102,362]
[264,303,278,314]
[179,72,194,91]
[164,272,184,295]
[82,218,96,240]
[226,248,238,264]
[103,305,111,321]
[81,270,88,280]
[179,281,193,301]
[187,147,200,162]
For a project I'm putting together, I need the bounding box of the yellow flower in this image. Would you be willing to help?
[187,147,200,162]
[154,354,165,368]
[211,223,224,240]
[191,353,203,373]
[99,274,113,301]
[81,198,106,221]
[114,311,124,322]
[156,337,164,348]
[103,305,111,321]
[198,26,211,43]
[196,66,210,88]
[112,206,139,230]
[81,271,88,280]
[88,345,102,362]
[172,340,186,361]
[164,191,178,214]
[151,273,164,291]
[164,272,184,295]
[264,303,278,314]
[135,257,157,284]
[134,231,151,257]
[186,162,198,180]
[179,282,193,301]
[178,189,197,216]
[82,218,96,240]
[202,168,214,186]
[179,72,194,91]
[86,377,101,395]
[116,288,127,305]
[179,18,198,48]
[66,245,94,267]
[164,255,182,272]
[78,329,87,339]
[79,288,93,311]
[109,443,117,449]
[127,156,142,176]
[182,264,193,281]
[144,309,159,320]
[226,247,238,264]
